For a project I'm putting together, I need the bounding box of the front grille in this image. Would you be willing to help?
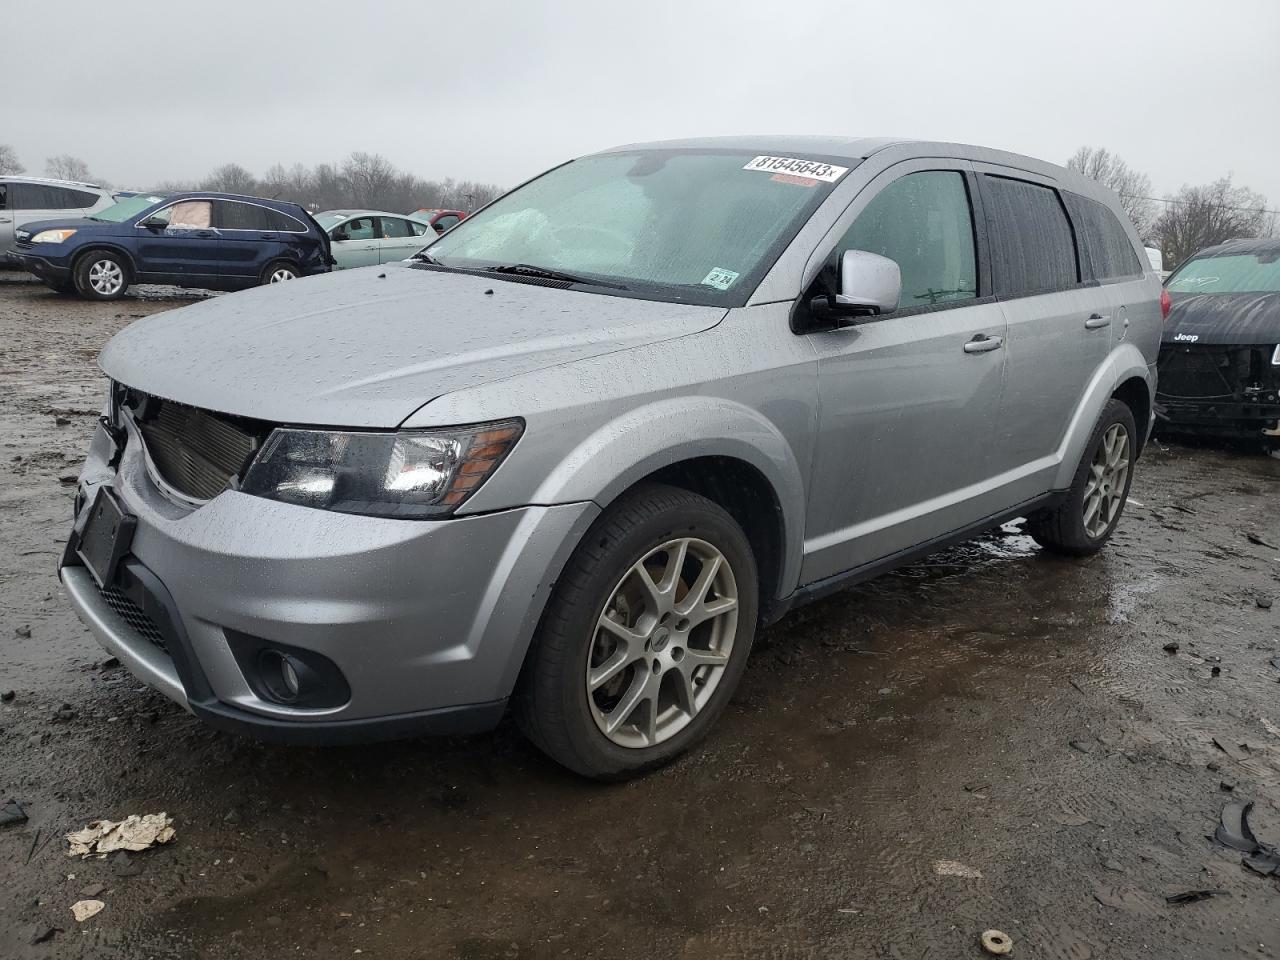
[1158,343,1280,401]
[99,584,168,653]
[137,401,259,501]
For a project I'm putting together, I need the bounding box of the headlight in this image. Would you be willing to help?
[31,228,78,244]
[240,420,522,518]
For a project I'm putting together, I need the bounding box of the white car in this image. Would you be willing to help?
[315,210,434,269]
[0,177,114,256]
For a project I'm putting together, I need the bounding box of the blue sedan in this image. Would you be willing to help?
[8,192,333,299]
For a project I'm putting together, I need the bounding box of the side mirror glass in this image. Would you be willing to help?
[810,250,901,324]
[331,231,348,242]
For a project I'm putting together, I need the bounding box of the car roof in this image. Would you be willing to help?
[159,191,310,212]
[1188,237,1280,259]
[593,135,1100,195]
[318,209,409,219]
[1,174,104,190]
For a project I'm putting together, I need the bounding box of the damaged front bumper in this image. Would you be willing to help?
[1155,342,1280,440]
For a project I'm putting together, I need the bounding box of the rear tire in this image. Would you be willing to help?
[74,251,129,300]
[514,483,759,780]
[261,261,300,285]
[1028,399,1137,556]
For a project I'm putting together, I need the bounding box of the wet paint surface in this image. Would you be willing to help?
[2,275,1279,958]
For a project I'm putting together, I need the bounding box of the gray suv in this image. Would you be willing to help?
[60,137,1162,779]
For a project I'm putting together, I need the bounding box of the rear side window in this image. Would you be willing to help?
[409,219,430,236]
[1064,193,1143,281]
[0,184,6,210]
[835,170,979,310]
[983,176,1079,297]
[11,183,63,209]
[67,188,101,208]
[379,217,413,238]
[216,201,272,231]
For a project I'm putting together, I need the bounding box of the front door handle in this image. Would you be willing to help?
[1085,313,1112,329]
[963,334,1003,354]
[0,217,11,223]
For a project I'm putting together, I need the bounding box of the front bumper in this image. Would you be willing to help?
[7,249,72,285]
[1154,396,1280,439]
[60,418,599,743]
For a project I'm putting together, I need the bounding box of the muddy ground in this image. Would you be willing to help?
[1,272,1279,959]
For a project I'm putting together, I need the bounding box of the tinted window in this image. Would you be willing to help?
[11,183,66,210]
[216,201,272,230]
[0,184,6,210]
[984,177,1078,296]
[434,214,460,231]
[263,208,305,231]
[68,188,100,208]
[1064,193,1143,281]
[379,217,413,238]
[835,170,978,310]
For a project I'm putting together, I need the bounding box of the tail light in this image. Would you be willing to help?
[1160,288,1172,321]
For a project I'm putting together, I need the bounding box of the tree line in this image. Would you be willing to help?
[0,145,504,214]
[1066,146,1274,265]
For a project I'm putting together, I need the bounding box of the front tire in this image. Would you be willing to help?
[1028,399,1137,556]
[515,483,759,780]
[74,251,129,300]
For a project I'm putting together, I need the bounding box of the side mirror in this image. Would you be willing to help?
[139,216,168,230]
[810,250,901,324]
[331,231,348,242]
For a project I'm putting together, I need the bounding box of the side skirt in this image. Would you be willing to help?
[765,492,1065,623]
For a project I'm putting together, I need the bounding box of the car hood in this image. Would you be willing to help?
[99,264,727,427]
[1164,292,1280,345]
[14,217,118,237]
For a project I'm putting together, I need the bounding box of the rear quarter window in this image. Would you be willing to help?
[264,208,307,232]
[983,176,1079,297]
[1064,193,1144,281]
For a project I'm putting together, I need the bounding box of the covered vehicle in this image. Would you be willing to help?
[315,210,433,269]
[8,192,332,299]
[1157,238,1280,446]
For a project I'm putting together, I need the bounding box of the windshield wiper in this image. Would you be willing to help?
[410,251,442,265]
[487,263,628,290]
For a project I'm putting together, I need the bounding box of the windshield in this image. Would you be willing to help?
[1167,249,1280,295]
[425,150,850,304]
[90,194,167,223]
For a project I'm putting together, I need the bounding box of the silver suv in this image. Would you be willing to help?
[0,176,113,255]
[61,137,1162,779]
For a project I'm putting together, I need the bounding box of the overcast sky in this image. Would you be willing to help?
[9,0,1279,205]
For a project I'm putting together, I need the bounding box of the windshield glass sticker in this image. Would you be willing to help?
[771,173,821,188]
[743,156,849,183]
[702,267,740,291]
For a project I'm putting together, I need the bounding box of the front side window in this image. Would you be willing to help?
[427,150,849,304]
[0,184,6,211]
[433,214,460,232]
[984,176,1079,297]
[153,200,213,229]
[340,216,376,241]
[1167,248,1280,294]
[833,171,978,311]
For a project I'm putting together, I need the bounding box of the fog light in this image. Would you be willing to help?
[280,656,301,698]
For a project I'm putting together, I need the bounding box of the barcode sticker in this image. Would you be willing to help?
[743,156,849,182]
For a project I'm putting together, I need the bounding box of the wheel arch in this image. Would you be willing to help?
[72,243,138,282]
[1111,376,1151,455]
[523,397,807,607]
[1052,344,1154,490]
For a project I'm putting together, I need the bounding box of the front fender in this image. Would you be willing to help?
[1054,342,1153,490]
[529,397,808,597]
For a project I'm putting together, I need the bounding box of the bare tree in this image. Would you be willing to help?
[200,163,258,195]
[342,152,399,209]
[1066,146,1157,240]
[45,154,96,183]
[0,144,24,176]
[1156,176,1274,266]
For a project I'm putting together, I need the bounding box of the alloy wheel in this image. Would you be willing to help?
[1083,422,1130,539]
[88,260,124,296]
[586,537,738,748]
[269,267,297,283]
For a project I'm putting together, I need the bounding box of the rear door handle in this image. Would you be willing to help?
[963,334,1003,354]
[1085,313,1112,329]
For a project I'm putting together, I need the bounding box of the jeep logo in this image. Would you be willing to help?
[1173,333,1200,343]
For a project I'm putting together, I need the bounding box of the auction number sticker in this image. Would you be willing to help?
[743,156,849,182]
[702,267,740,291]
